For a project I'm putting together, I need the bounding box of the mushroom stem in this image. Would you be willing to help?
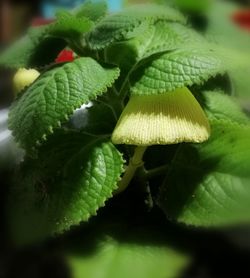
[116,146,147,194]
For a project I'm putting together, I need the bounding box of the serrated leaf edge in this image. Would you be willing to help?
[8,62,120,150]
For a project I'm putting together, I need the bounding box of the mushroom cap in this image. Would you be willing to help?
[13,68,40,94]
[112,87,210,146]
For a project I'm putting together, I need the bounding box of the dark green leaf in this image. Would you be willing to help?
[8,131,124,244]
[158,120,250,227]
[0,26,66,68]
[8,57,120,150]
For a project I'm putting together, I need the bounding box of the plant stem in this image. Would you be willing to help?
[116,146,147,194]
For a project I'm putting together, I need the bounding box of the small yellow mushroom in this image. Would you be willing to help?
[13,68,40,94]
[112,87,210,145]
[112,87,210,193]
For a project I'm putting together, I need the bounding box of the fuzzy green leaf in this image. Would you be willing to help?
[104,21,205,71]
[131,46,223,95]
[200,90,250,125]
[8,58,119,150]
[138,22,205,60]
[87,4,186,50]
[8,132,124,244]
[158,120,250,227]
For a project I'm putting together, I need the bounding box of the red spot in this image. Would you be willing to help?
[31,17,54,26]
[232,10,250,32]
[55,50,75,63]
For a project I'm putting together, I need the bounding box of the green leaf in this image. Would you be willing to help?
[102,21,205,93]
[87,4,186,50]
[73,0,108,22]
[0,26,66,68]
[66,220,189,278]
[131,46,223,95]
[105,21,205,69]
[138,22,205,60]
[158,120,250,227]
[8,57,119,150]
[8,131,124,244]
[200,90,250,125]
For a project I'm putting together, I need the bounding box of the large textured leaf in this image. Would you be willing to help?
[137,22,205,60]
[158,120,250,227]
[87,4,186,50]
[104,21,205,72]
[131,46,223,95]
[0,26,66,68]
[66,220,189,278]
[8,131,124,244]
[103,21,206,93]
[8,57,119,150]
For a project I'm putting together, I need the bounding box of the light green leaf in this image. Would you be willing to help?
[8,131,124,244]
[158,120,250,227]
[200,90,250,125]
[87,4,186,50]
[131,46,223,95]
[8,57,119,150]
[49,14,94,39]
[67,221,189,278]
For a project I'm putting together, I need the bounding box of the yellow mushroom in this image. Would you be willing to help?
[13,68,40,94]
[112,87,210,145]
[112,87,210,193]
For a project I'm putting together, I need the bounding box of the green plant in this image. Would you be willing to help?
[1,1,250,277]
